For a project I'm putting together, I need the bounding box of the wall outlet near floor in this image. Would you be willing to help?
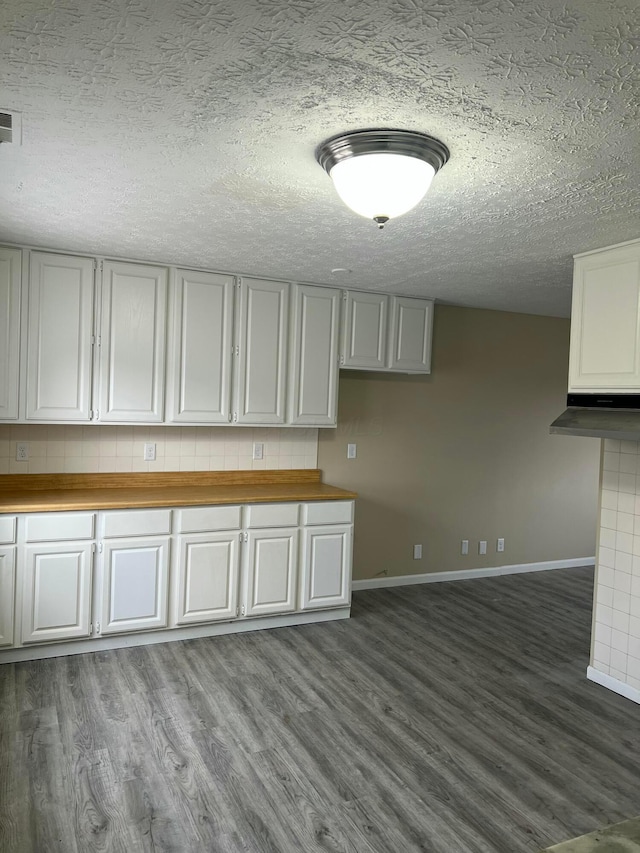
[497,538,505,552]
[347,443,357,459]
[461,539,469,555]
[479,540,487,555]
[253,442,264,460]
[143,443,156,462]
[16,442,29,461]
[413,544,422,560]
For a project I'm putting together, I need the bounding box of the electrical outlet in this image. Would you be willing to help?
[413,544,422,560]
[497,538,505,552]
[253,442,264,460]
[143,443,156,461]
[16,442,29,461]
[347,443,357,459]
[461,539,469,555]
[479,540,487,555]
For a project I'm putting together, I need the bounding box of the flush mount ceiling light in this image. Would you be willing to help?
[316,129,449,228]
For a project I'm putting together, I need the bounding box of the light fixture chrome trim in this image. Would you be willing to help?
[316,129,450,176]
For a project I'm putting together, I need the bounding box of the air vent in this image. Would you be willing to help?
[0,111,21,145]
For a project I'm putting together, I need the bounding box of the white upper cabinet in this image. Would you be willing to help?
[0,247,21,420]
[167,269,234,423]
[26,251,95,421]
[234,277,289,424]
[341,290,388,370]
[98,261,168,422]
[289,284,340,426]
[569,240,640,392]
[387,296,433,372]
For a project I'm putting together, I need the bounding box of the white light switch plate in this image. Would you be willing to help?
[347,443,357,459]
[253,442,264,460]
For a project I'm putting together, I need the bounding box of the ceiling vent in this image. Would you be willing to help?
[0,111,21,145]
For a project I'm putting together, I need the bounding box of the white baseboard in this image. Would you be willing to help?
[587,666,640,705]
[351,557,595,591]
[0,607,350,665]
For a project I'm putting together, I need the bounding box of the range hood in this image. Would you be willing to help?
[550,394,640,440]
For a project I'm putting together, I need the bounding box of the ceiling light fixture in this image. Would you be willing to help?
[316,129,449,229]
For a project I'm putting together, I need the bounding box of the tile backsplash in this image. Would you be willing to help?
[591,438,640,693]
[0,425,318,475]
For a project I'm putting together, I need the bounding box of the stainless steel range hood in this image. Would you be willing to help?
[550,394,640,440]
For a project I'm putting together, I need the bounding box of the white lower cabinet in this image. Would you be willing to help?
[100,537,170,635]
[173,531,241,625]
[244,527,299,617]
[21,542,93,643]
[2,498,354,658]
[0,548,16,647]
[301,525,351,610]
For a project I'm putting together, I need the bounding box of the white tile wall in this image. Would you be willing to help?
[592,438,640,690]
[0,425,319,474]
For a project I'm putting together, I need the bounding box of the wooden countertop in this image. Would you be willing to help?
[0,470,357,513]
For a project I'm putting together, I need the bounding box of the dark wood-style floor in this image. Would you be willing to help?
[1,566,639,853]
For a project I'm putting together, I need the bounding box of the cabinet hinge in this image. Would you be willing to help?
[99,260,104,272]
[98,541,103,553]
[236,606,239,618]
[90,622,93,633]
[342,291,347,301]
[235,345,239,357]
[96,622,101,634]
[92,543,96,554]
[241,605,246,617]
[233,412,238,423]
[93,259,97,271]
[339,355,345,365]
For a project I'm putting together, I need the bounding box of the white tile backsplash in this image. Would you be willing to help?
[592,440,640,699]
[0,425,319,474]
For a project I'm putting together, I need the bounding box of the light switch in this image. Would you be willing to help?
[253,442,264,460]
[347,443,357,459]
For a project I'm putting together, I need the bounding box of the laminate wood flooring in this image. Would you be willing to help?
[2,566,639,853]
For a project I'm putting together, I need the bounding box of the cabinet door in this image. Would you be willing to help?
[0,547,15,647]
[173,532,240,625]
[0,247,22,420]
[26,251,95,420]
[167,270,234,423]
[341,291,388,370]
[289,284,340,426]
[99,261,168,422]
[234,278,289,424]
[569,244,640,391]
[244,527,298,616]
[301,525,351,610]
[100,537,169,634]
[22,542,93,643]
[387,296,433,372]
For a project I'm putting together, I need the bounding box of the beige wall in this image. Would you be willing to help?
[318,304,600,581]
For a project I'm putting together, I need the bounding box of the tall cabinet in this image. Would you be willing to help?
[98,261,168,422]
[26,251,95,421]
[0,247,21,420]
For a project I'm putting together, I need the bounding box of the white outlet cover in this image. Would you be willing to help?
[143,442,156,461]
[253,442,264,460]
[479,540,487,555]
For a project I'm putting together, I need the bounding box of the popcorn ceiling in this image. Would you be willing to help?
[0,0,638,317]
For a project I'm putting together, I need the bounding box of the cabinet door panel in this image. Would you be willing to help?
[174,532,240,625]
[569,248,640,390]
[235,278,289,424]
[168,270,234,423]
[301,525,351,610]
[0,247,21,420]
[99,261,167,422]
[289,285,340,426]
[27,252,95,420]
[387,296,433,372]
[0,548,15,647]
[101,538,169,634]
[244,528,298,616]
[341,291,388,370]
[22,543,92,643]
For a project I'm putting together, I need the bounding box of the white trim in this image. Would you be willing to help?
[587,666,640,705]
[0,607,350,664]
[351,557,595,591]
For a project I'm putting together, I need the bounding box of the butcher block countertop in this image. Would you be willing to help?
[0,470,357,513]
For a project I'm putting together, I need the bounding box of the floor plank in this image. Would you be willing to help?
[1,566,639,852]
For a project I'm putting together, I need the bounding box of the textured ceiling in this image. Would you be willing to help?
[1,0,639,317]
